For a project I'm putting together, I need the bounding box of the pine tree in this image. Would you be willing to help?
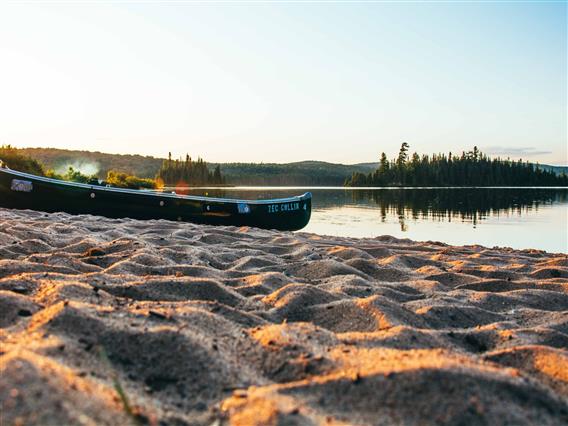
[344,145,568,187]
[156,154,224,186]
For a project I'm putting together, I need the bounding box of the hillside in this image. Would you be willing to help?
[13,148,376,186]
[537,164,568,176]
[17,148,163,179]
[210,160,376,186]
[9,147,568,186]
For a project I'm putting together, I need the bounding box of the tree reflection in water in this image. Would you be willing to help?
[178,186,567,251]
[177,187,567,231]
[348,188,568,230]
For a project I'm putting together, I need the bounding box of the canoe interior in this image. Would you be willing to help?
[0,167,312,231]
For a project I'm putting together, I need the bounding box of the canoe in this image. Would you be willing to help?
[0,165,312,231]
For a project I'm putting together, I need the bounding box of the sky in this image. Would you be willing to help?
[0,1,566,165]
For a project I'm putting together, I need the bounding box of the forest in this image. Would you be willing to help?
[2,145,567,187]
[0,145,156,189]
[213,161,374,186]
[11,147,376,185]
[15,147,162,178]
[156,153,225,186]
[0,146,224,188]
[0,145,45,176]
[345,143,568,187]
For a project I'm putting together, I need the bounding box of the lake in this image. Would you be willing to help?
[180,187,568,253]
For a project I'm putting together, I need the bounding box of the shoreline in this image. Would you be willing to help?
[1,208,567,425]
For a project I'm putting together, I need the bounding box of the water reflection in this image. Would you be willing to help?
[349,188,568,229]
[181,187,566,225]
[174,187,568,252]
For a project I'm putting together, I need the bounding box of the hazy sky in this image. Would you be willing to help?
[0,2,566,165]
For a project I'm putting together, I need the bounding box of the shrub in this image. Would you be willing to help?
[46,167,98,184]
[106,170,156,189]
[0,145,45,175]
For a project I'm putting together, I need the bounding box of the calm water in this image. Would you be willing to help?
[179,187,568,253]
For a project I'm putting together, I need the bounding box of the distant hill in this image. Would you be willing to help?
[13,148,377,185]
[9,147,568,186]
[536,164,568,176]
[211,160,375,185]
[353,162,380,171]
[17,148,163,178]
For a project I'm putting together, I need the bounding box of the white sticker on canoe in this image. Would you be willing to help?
[11,179,33,193]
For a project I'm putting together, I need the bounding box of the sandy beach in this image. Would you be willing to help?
[1,207,567,425]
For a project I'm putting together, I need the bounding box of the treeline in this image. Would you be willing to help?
[215,161,374,186]
[45,168,156,189]
[0,145,45,175]
[16,147,162,178]
[11,148,377,185]
[4,145,567,187]
[1,145,156,189]
[156,153,224,186]
[346,144,568,187]
[1,146,224,188]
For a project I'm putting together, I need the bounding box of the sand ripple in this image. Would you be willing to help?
[1,208,567,425]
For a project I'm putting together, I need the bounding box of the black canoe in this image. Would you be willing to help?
[0,165,312,231]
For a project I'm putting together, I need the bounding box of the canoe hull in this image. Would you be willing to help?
[0,168,312,231]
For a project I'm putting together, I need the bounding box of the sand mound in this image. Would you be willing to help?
[1,208,567,425]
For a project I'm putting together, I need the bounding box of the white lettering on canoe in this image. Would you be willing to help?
[268,202,300,214]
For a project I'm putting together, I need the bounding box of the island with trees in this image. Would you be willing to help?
[345,143,568,187]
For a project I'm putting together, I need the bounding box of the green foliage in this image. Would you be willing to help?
[106,170,156,189]
[44,170,63,179]
[156,154,224,186]
[97,346,141,425]
[214,161,374,186]
[45,167,98,184]
[346,144,568,187]
[6,146,568,187]
[0,145,45,175]
[16,147,162,179]
[397,141,410,166]
[346,172,368,186]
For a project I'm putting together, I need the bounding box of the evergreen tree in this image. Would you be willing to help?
[397,142,410,166]
[156,154,224,186]
[345,144,568,187]
[396,142,410,185]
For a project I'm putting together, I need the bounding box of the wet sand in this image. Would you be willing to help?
[1,208,567,425]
